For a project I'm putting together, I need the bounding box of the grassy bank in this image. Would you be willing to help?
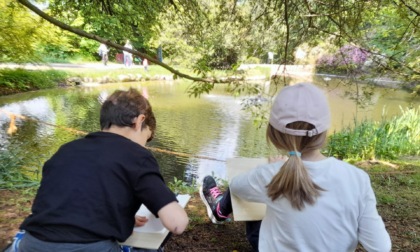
[0,65,271,96]
[0,69,68,96]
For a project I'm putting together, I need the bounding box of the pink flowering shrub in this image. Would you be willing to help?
[316,45,370,73]
[338,45,369,65]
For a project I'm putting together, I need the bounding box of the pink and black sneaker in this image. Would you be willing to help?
[199,176,229,224]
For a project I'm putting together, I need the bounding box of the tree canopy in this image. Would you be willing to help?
[4,0,419,90]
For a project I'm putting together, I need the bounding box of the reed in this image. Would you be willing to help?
[327,106,420,160]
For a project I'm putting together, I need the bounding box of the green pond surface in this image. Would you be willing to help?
[0,77,418,184]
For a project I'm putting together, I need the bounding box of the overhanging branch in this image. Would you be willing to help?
[17,0,237,84]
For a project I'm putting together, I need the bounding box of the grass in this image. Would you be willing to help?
[63,65,178,79]
[371,163,420,206]
[168,177,197,195]
[0,69,68,93]
[0,62,271,97]
[0,149,40,190]
[327,106,420,160]
[366,160,420,249]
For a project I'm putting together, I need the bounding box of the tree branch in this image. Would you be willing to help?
[398,0,420,16]
[17,0,236,84]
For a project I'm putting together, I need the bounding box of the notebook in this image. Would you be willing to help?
[120,194,190,249]
[226,158,267,221]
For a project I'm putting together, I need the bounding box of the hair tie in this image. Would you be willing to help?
[288,151,301,157]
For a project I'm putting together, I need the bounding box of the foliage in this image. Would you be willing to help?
[168,177,197,195]
[46,0,174,58]
[316,44,370,73]
[0,0,74,63]
[0,149,39,189]
[312,1,419,83]
[0,0,42,62]
[327,106,420,160]
[186,82,215,98]
[414,85,420,95]
[0,69,68,91]
[6,0,419,95]
[152,0,321,70]
[363,4,419,80]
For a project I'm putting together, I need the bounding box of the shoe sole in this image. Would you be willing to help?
[199,185,224,224]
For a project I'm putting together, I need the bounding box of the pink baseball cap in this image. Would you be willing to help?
[269,83,330,137]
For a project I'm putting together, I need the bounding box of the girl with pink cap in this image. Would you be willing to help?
[201,83,391,251]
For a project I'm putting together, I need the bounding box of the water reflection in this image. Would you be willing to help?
[0,98,55,134]
[195,94,244,182]
[0,97,57,146]
[0,80,418,185]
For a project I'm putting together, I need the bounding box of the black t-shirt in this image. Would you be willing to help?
[20,132,177,243]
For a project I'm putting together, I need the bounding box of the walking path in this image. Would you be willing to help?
[239,64,314,76]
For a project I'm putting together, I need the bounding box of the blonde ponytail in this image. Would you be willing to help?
[266,122,326,210]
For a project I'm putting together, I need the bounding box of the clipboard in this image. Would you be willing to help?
[226,158,267,221]
[120,194,190,249]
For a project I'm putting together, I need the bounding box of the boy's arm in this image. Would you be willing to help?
[157,201,189,235]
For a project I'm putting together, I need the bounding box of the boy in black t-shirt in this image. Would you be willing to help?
[13,88,189,252]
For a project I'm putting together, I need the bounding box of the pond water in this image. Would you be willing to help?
[0,77,418,184]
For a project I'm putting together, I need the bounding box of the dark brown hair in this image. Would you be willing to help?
[100,88,156,140]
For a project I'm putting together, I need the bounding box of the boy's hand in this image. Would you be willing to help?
[134,216,148,227]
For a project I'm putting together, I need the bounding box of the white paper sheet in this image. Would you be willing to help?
[120,194,190,249]
[227,158,267,221]
[133,194,191,233]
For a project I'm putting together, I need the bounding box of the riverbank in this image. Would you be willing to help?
[0,64,179,96]
[1,159,419,251]
[1,63,418,97]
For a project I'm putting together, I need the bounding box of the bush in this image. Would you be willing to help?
[316,44,369,74]
[413,85,420,95]
[0,69,68,92]
[245,57,261,64]
[208,46,239,70]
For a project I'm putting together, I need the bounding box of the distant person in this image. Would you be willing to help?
[157,45,163,62]
[123,40,133,67]
[142,58,149,72]
[201,83,391,251]
[98,43,109,66]
[268,51,274,64]
[9,88,189,252]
